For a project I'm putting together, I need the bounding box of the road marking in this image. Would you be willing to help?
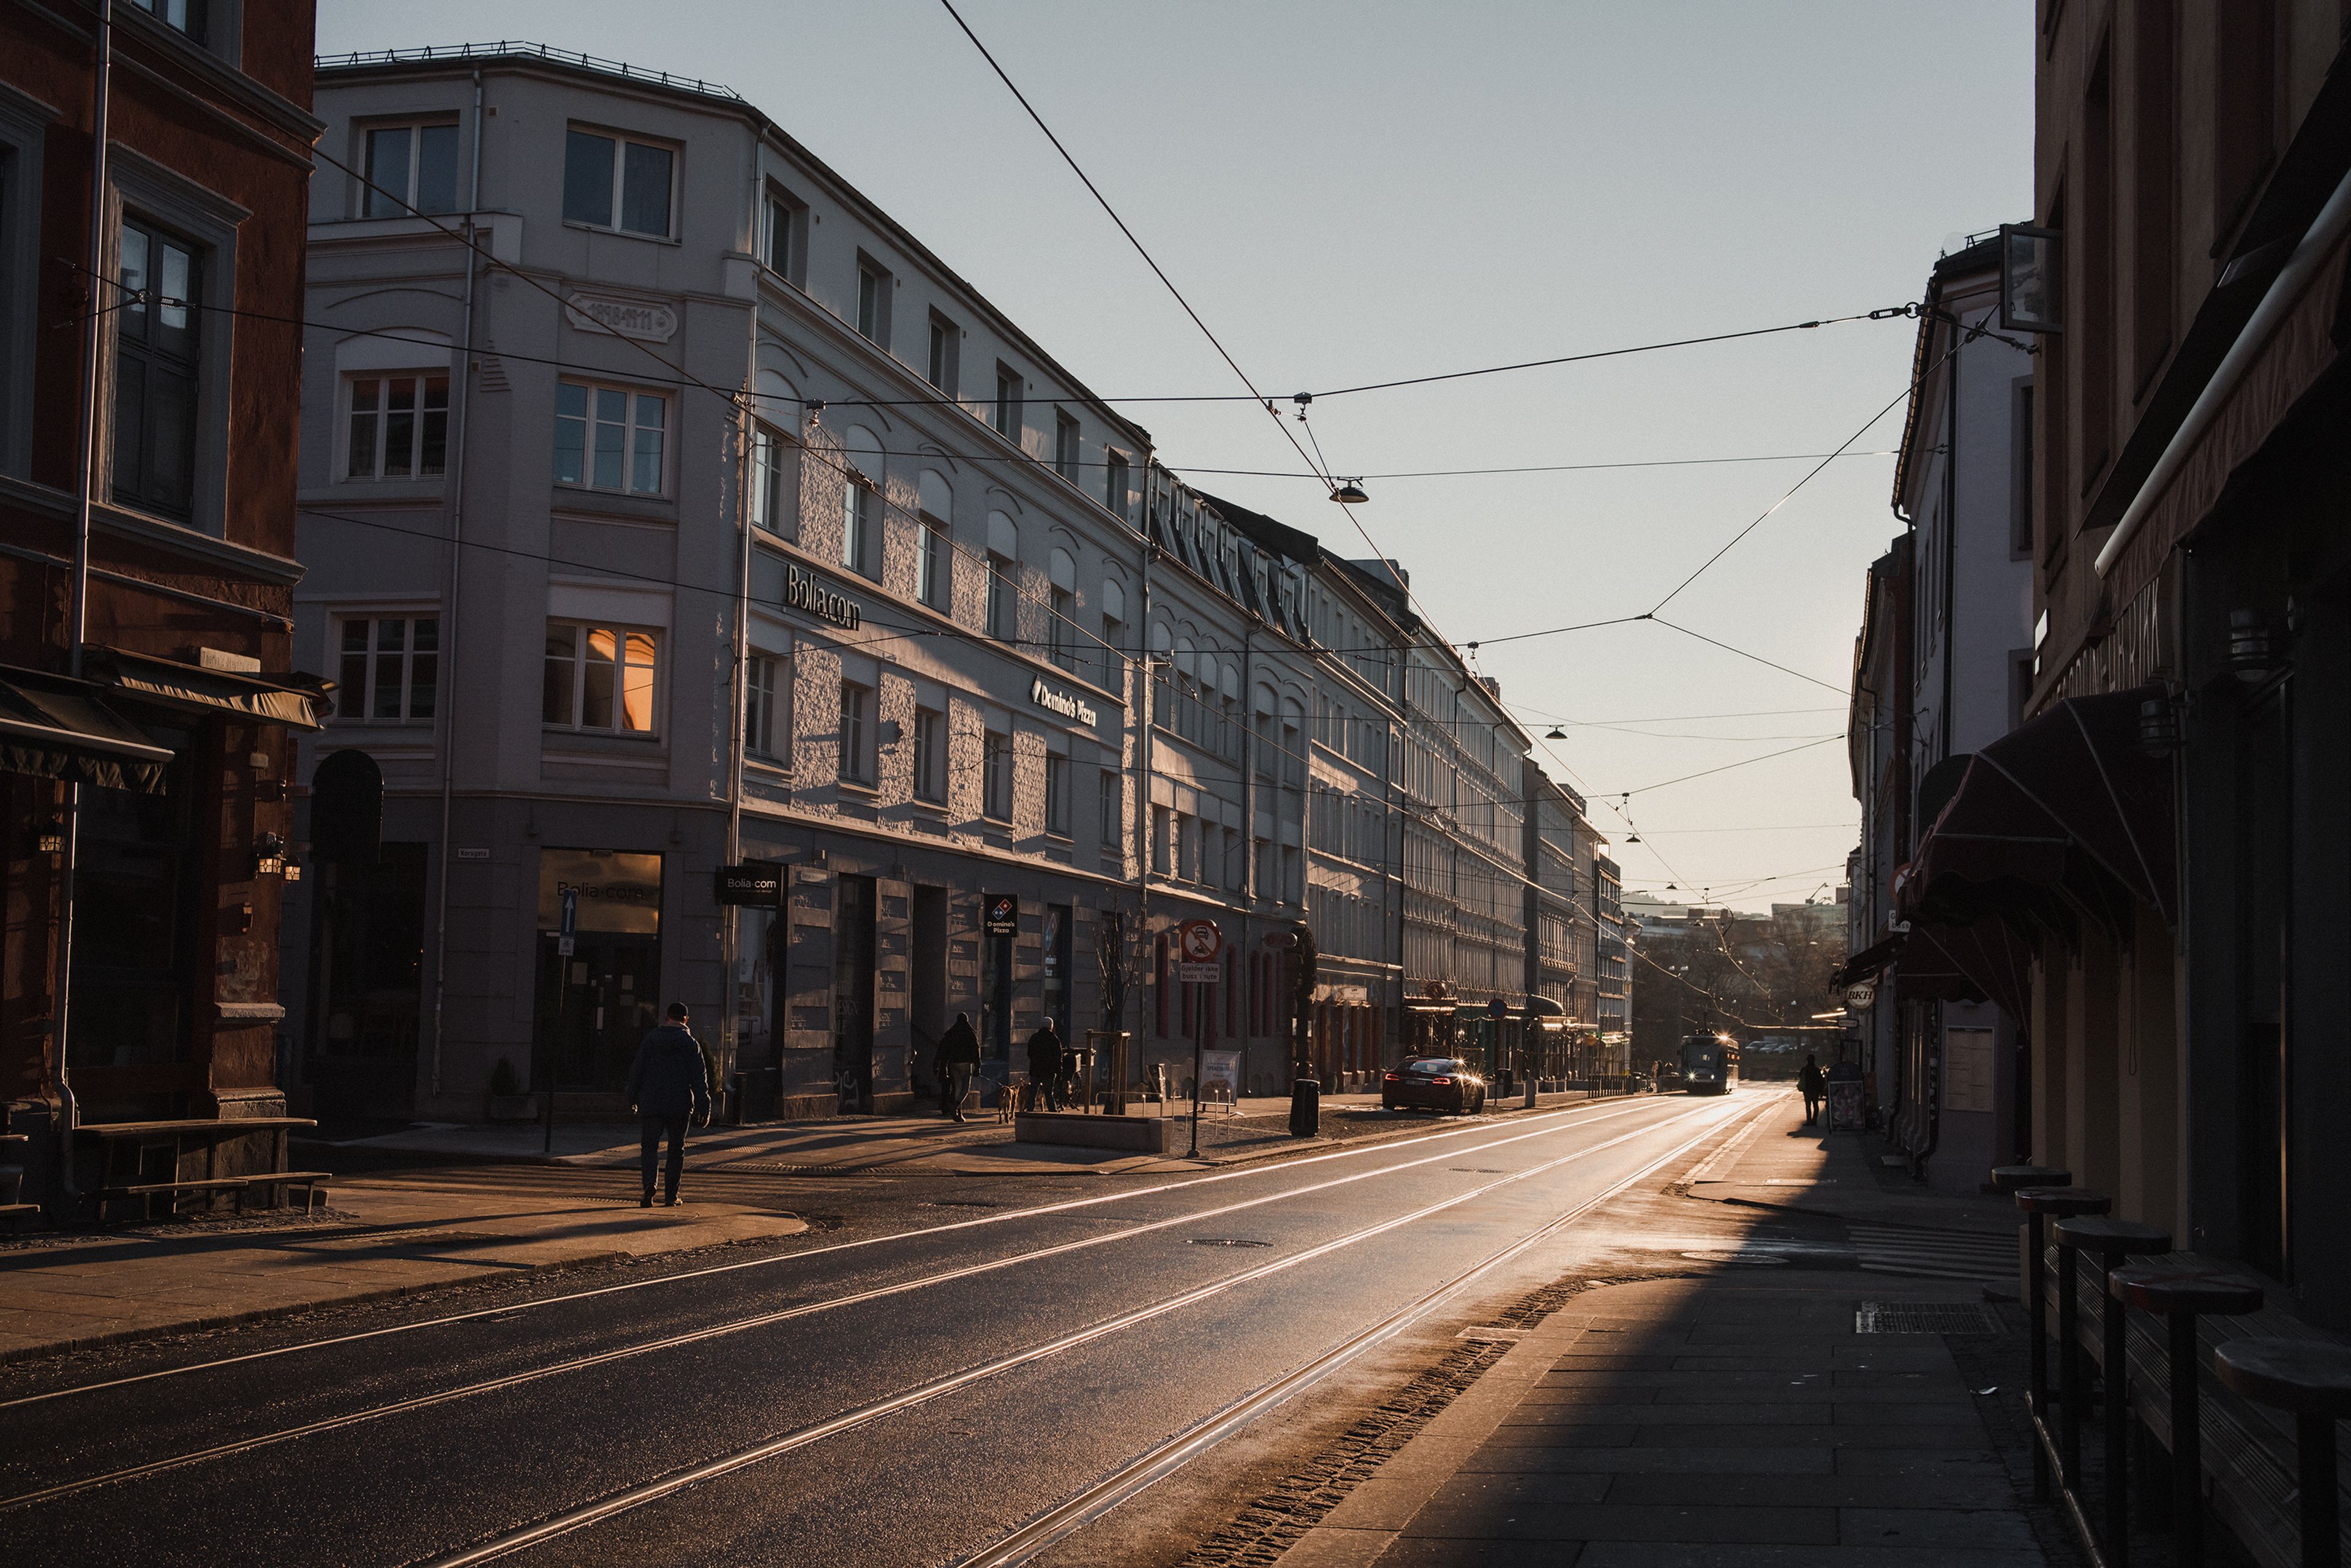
[0,1102,1728,1513]
[419,1097,1762,1567]
[0,1095,1668,1414]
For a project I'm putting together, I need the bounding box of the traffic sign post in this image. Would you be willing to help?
[1174,921,1223,1157]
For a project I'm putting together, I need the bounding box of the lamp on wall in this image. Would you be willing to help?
[32,819,66,857]
[253,831,287,878]
[2226,609,2287,683]
[2137,688,2183,757]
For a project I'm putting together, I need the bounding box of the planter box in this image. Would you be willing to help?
[1013,1111,1171,1153]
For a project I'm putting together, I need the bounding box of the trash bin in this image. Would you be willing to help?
[1289,1076,1321,1137]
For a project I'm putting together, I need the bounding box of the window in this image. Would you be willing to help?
[1045,753,1070,835]
[927,312,959,396]
[347,373,449,479]
[542,622,658,734]
[839,681,872,783]
[1054,410,1081,482]
[111,216,202,519]
[993,364,1022,440]
[841,477,874,576]
[761,187,802,281]
[1104,452,1129,518]
[913,707,944,801]
[745,653,780,758]
[555,381,666,494]
[983,730,1011,820]
[917,525,949,609]
[364,122,460,217]
[1049,587,1076,672]
[130,0,204,40]
[1099,767,1122,849]
[1152,806,1172,876]
[855,261,890,345]
[337,615,439,722]
[751,422,790,532]
[986,554,1015,641]
[563,127,673,238]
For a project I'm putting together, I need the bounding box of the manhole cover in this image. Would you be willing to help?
[1680,1249,1790,1266]
[1856,1301,2003,1334]
[1188,1237,1273,1248]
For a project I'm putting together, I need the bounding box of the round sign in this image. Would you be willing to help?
[1178,919,1223,962]
[1844,981,1877,1010]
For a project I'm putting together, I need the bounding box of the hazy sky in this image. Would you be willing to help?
[318,1,2033,910]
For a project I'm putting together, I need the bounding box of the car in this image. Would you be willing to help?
[1382,1057,1488,1115]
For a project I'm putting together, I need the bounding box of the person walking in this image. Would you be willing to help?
[1026,1019,1065,1112]
[936,1010,981,1120]
[626,1002,711,1207]
[1798,1052,1824,1125]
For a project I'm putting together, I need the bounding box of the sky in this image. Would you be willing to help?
[319,0,2035,911]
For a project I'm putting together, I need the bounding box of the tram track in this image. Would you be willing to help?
[0,1098,1697,1514]
[414,1095,1763,1567]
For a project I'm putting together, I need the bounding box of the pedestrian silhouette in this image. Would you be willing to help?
[1798,1052,1824,1125]
[626,1002,711,1207]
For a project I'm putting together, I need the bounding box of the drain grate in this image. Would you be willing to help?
[1188,1237,1273,1248]
[1856,1300,2003,1335]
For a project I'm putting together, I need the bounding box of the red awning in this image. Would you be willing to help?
[1894,917,2034,1022]
[1897,683,2175,934]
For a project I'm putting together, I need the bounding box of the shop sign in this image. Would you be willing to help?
[778,560,862,631]
[564,291,679,342]
[538,849,663,934]
[714,861,784,906]
[984,893,1018,936]
[1030,678,1097,727]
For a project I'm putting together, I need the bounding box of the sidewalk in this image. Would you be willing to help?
[1280,1093,2062,1566]
[0,1179,807,1365]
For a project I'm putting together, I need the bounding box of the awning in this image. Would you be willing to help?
[1897,683,2175,934]
[0,666,175,793]
[1895,916,2034,1022]
[1830,931,1905,989]
[86,648,331,730]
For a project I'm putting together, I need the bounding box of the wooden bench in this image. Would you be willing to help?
[77,1117,320,1223]
[91,1171,332,1217]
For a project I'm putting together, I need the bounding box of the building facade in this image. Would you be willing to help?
[1839,236,2036,1191]
[1,0,326,1215]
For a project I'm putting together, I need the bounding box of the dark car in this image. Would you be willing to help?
[1382,1057,1487,1115]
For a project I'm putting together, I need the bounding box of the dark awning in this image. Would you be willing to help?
[1897,683,2175,934]
[1895,916,2034,1022]
[1830,931,1905,989]
[0,667,175,793]
[86,648,331,730]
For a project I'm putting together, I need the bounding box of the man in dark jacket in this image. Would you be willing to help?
[1026,1020,1065,1112]
[1798,1054,1825,1125]
[626,1002,712,1206]
[936,1011,981,1120]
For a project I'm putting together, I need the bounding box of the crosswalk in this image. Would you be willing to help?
[1848,1222,2019,1286]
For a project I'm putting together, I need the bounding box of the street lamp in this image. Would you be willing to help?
[1328,480,1370,505]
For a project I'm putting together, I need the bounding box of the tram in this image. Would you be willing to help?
[1679,1030,1739,1095]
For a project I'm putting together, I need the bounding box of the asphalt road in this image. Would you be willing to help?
[1,1092,1761,1567]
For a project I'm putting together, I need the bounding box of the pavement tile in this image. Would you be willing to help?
[1479,1426,1643,1449]
[1624,1425,1990,1449]
[1372,1540,1576,1567]
[1829,1402,1983,1425]
[1577,1547,2046,1568]
[1458,1447,1835,1477]
[1831,1448,2006,1477]
[1424,1474,1614,1510]
[1404,1502,1839,1546]
[1604,1472,2016,1510]
[1837,1507,2041,1550]
[1647,1385,1944,1405]
[1504,1404,1829,1428]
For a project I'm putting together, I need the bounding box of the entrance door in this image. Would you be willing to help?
[535,933,662,1089]
[910,886,948,1097]
[834,874,877,1112]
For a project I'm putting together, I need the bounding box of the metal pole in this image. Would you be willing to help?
[1187,975,1203,1159]
[53,0,113,1196]
[428,67,486,1102]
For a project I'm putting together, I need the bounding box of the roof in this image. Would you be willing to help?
[1889,231,2014,510]
[1193,490,1320,565]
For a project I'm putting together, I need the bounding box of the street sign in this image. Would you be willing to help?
[557,936,575,957]
[1177,918,1223,983]
[984,893,1018,937]
[559,887,578,937]
[1488,997,1508,1020]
